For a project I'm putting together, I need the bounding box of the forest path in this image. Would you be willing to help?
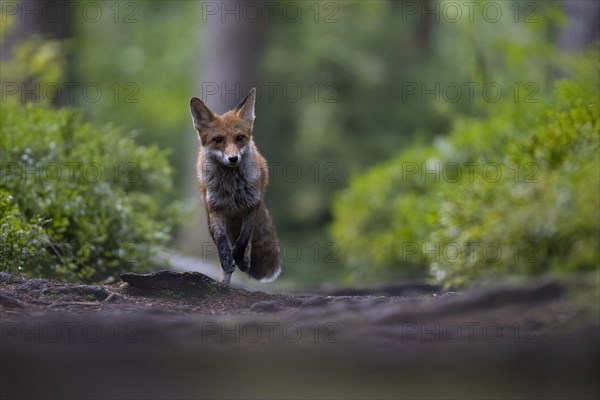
[1,271,598,399]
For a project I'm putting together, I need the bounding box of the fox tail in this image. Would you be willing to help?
[247,207,281,282]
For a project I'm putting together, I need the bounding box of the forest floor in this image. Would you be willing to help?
[0,270,598,399]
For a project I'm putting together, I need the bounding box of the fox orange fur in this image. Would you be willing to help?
[190,88,281,285]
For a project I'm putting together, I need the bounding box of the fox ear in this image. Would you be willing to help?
[235,87,256,124]
[190,97,214,130]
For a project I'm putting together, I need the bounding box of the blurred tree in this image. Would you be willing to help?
[558,0,600,51]
[1,0,73,106]
[391,0,433,54]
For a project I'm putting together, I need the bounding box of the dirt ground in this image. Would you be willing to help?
[1,270,598,399]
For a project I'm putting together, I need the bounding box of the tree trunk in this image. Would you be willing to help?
[1,0,74,107]
[558,0,600,52]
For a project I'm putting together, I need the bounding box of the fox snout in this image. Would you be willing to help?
[222,145,242,166]
[210,146,243,167]
[224,152,240,166]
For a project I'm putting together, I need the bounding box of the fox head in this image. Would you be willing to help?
[190,88,256,167]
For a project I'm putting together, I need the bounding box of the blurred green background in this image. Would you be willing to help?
[1,0,598,288]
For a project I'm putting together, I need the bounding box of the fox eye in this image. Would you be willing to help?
[213,136,223,144]
[236,134,245,142]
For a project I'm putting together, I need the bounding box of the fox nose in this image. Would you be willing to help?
[228,156,239,164]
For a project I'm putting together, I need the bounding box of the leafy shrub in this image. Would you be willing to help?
[331,54,599,286]
[0,104,181,282]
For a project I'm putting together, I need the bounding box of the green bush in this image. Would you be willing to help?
[331,55,599,286]
[0,104,181,282]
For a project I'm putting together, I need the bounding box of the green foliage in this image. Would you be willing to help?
[72,1,200,188]
[259,1,566,283]
[1,35,68,91]
[0,104,182,282]
[0,190,50,274]
[0,14,70,105]
[332,54,599,286]
[261,0,564,225]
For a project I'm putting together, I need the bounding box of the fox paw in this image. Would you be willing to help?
[220,254,235,274]
[237,258,249,272]
[220,272,232,286]
[232,246,249,271]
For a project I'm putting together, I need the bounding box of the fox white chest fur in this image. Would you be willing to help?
[198,146,263,212]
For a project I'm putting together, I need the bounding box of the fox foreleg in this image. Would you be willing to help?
[232,208,257,272]
[208,213,235,285]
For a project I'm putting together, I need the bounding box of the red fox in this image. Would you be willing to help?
[190,88,281,286]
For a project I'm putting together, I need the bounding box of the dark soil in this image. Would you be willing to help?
[1,271,598,399]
